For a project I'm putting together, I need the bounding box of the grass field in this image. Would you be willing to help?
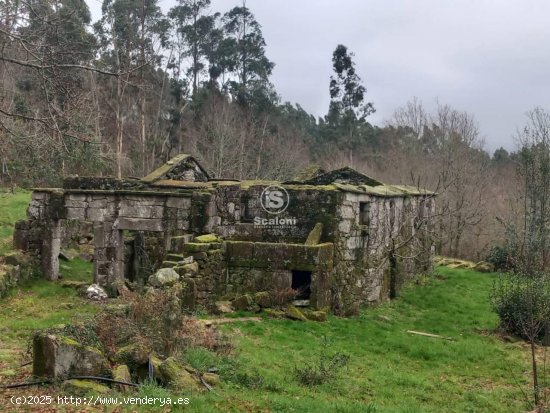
[0,190,30,255]
[0,191,540,412]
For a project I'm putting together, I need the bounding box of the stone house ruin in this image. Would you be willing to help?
[13,154,435,313]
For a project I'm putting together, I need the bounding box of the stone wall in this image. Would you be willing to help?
[212,184,342,243]
[13,189,210,287]
[331,192,435,314]
[13,181,435,312]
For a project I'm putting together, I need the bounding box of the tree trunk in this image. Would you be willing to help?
[531,339,540,407]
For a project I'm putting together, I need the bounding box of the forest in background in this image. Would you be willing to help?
[0,0,540,261]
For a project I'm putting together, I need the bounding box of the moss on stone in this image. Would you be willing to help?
[304,309,328,322]
[195,234,219,243]
[166,253,184,262]
[305,223,323,245]
[112,364,132,390]
[160,261,179,269]
[285,306,307,321]
[64,379,110,395]
[113,342,150,367]
[254,291,270,307]
[263,309,285,318]
[232,294,253,311]
[183,243,210,253]
[158,357,201,390]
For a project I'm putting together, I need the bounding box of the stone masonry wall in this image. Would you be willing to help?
[331,192,435,314]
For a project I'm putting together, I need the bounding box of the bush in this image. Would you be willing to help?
[293,337,350,386]
[486,245,513,271]
[491,271,550,340]
[95,288,232,359]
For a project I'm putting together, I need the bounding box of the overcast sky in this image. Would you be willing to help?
[86,0,550,152]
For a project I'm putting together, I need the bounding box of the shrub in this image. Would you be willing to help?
[491,271,550,340]
[95,288,232,359]
[486,245,513,271]
[293,337,350,386]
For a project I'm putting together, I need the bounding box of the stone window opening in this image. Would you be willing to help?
[359,202,371,227]
[240,195,254,223]
[291,270,312,299]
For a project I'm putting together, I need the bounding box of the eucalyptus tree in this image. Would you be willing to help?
[94,0,169,177]
[169,0,220,97]
[220,3,274,107]
[324,44,375,165]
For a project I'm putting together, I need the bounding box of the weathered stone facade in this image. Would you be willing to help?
[14,154,435,313]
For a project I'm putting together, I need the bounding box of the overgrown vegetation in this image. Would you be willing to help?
[94,288,232,360]
[0,264,535,412]
[491,272,550,341]
[293,336,350,386]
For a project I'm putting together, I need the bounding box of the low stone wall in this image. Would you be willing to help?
[0,252,37,298]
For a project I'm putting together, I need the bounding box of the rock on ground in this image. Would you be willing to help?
[33,333,109,379]
[285,306,307,321]
[86,284,108,300]
[148,268,180,288]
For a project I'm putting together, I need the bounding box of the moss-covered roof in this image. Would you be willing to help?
[302,167,383,186]
[54,155,433,198]
[142,154,210,183]
[333,183,435,197]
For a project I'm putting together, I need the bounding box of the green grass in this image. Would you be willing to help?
[0,190,31,255]
[0,190,537,412]
[0,258,98,347]
[179,267,530,413]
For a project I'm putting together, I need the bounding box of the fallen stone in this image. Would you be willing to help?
[254,291,271,308]
[180,256,194,264]
[63,379,110,395]
[86,284,108,300]
[263,309,285,318]
[33,333,110,379]
[158,357,201,390]
[304,310,327,322]
[113,342,151,366]
[285,306,307,321]
[209,301,234,315]
[232,294,253,311]
[202,372,221,386]
[112,364,132,392]
[148,268,180,288]
[58,251,72,261]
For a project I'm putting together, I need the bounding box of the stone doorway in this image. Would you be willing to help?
[291,270,312,300]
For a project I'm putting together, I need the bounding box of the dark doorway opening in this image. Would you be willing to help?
[291,270,312,299]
